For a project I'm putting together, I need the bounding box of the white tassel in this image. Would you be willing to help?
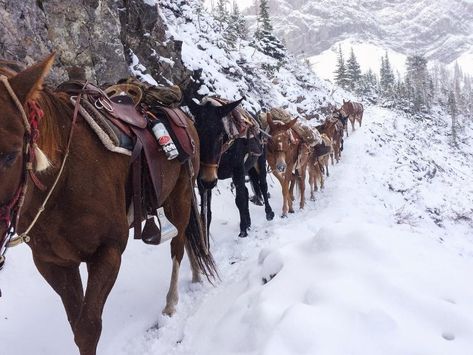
[34,144,51,172]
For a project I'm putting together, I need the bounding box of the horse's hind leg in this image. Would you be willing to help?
[233,166,251,238]
[33,257,83,327]
[299,166,307,210]
[75,245,122,355]
[248,167,263,206]
[256,155,275,220]
[163,171,193,315]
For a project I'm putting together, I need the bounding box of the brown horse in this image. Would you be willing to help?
[341,99,364,132]
[265,112,302,216]
[316,113,344,165]
[308,133,333,200]
[0,55,216,355]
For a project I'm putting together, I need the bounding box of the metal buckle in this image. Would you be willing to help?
[95,97,113,112]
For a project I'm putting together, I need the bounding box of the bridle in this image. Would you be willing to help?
[268,128,293,154]
[199,133,235,171]
[0,75,82,270]
[0,75,44,268]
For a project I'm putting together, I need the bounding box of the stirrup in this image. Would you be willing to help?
[157,207,178,243]
[142,208,178,245]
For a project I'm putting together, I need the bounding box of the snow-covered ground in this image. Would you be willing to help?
[2,105,473,354]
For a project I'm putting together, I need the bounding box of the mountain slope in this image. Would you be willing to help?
[245,0,473,68]
[2,105,472,355]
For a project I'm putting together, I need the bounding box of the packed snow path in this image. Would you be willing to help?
[1,106,473,354]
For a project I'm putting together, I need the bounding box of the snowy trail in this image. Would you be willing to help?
[1,106,473,354]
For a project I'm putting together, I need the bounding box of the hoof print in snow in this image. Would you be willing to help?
[260,250,284,285]
[442,332,455,341]
[262,273,277,284]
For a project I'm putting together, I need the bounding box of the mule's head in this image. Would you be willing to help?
[334,108,348,127]
[187,97,244,189]
[266,113,298,173]
[0,54,54,257]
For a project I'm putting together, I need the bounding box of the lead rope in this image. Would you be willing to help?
[3,79,84,248]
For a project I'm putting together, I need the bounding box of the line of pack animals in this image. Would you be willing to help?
[0,55,363,355]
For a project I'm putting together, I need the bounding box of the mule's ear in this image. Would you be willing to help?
[187,98,202,117]
[9,53,55,104]
[267,112,276,130]
[285,117,298,130]
[215,97,244,119]
[343,99,346,104]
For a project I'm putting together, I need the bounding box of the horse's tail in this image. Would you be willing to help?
[186,195,218,283]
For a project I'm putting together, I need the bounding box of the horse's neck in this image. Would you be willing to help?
[36,90,71,165]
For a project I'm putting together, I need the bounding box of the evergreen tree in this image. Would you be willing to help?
[334,45,349,89]
[346,47,362,91]
[231,1,248,40]
[357,68,378,99]
[214,0,229,26]
[380,52,395,95]
[250,0,286,61]
[448,90,458,146]
[405,54,430,112]
[453,61,464,110]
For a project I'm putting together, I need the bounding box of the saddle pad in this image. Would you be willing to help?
[314,142,331,158]
[71,97,133,156]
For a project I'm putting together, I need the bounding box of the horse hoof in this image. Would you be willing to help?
[250,195,264,206]
[281,214,288,218]
[239,231,248,238]
[162,306,176,317]
[266,211,275,221]
[310,196,315,201]
[289,209,295,214]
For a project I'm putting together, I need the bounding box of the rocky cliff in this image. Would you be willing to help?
[0,0,190,85]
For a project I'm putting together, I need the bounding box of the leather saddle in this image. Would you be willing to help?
[56,80,195,244]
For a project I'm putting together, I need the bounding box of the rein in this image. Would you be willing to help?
[0,76,83,269]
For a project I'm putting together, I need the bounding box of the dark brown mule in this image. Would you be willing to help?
[341,99,364,132]
[316,112,344,165]
[265,112,302,216]
[0,56,215,355]
[308,133,332,201]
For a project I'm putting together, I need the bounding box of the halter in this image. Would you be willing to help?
[0,75,43,268]
[268,128,294,153]
[0,75,82,269]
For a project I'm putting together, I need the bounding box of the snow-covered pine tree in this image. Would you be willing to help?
[346,47,361,91]
[231,1,248,40]
[357,68,378,99]
[214,0,229,26]
[334,45,349,89]
[251,0,286,62]
[453,61,464,110]
[379,52,395,96]
[406,54,430,112]
[448,90,458,146]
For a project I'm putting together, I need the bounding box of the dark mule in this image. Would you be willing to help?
[0,56,216,355]
[341,99,364,132]
[316,111,345,164]
[185,97,275,238]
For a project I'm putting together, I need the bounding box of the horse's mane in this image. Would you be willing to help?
[0,60,69,165]
[36,89,71,164]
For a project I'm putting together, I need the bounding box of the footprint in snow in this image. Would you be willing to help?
[442,332,455,341]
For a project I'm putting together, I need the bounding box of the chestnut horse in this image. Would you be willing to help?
[0,55,216,355]
[265,112,303,216]
[341,99,364,132]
